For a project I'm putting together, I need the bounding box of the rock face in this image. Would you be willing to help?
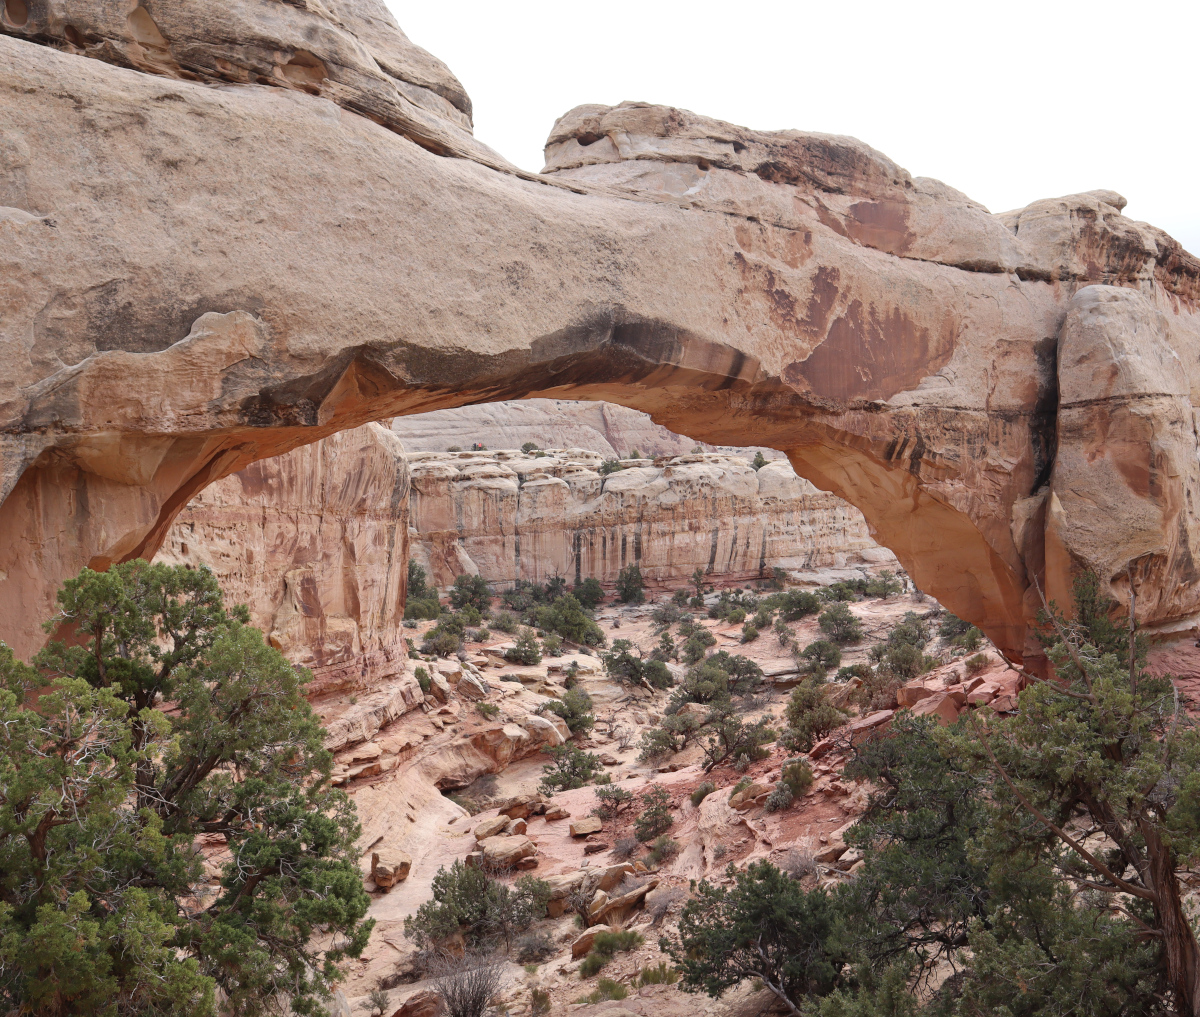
[408,448,892,589]
[390,398,706,459]
[2,12,1200,664]
[158,423,411,691]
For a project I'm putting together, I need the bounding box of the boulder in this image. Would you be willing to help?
[588,890,609,916]
[967,681,1000,704]
[571,924,613,960]
[848,709,895,745]
[896,682,935,708]
[545,806,571,821]
[476,835,536,868]
[388,989,441,1017]
[584,841,609,855]
[371,849,412,889]
[428,672,451,704]
[911,693,960,726]
[600,753,620,766]
[504,818,527,835]
[570,816,603,837]
[598,863,636,892]
[499,793,546,819]
[728,782,771,810]
[521,714,568,748]
[591,879,659,925]
[473,815,509,841]
[457,673,489,701]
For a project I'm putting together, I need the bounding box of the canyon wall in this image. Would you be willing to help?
[159,422,410,691]
[409,448,894,590]
[2,5,1200,662]
[388,398,783,462]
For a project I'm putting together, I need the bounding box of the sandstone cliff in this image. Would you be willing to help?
[159,422,411,691]
[3,7,1200,663]
[409,448,894,589]
[389,397,782,461]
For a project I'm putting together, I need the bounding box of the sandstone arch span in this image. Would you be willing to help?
[1,3,1199,663]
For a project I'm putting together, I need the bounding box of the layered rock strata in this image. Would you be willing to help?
[158,422,411,691]
[408,448,893,589]
[2,7,1199,662]
[388,397,782,461]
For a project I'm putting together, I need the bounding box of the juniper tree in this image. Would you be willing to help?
[0,560,372,1017]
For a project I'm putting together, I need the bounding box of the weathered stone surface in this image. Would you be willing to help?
[475,834,536,868]
[408,449,890,590]
[159,423,410,687]
[456,673,489,701]
[370,848,412,888]
[591,878,659,925]
[729,782,771,810]
[571,924,613,960]
[322,678,425,752]
[2,20,1199,666]
[391,398,722,459]
[570,816,603,837]
[472,815,508,841]
[388,989,441,1017]
[910,693,961,726]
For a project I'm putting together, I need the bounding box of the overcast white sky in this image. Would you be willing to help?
[390,0,1199,256]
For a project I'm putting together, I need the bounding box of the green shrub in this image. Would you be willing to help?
[634,784,674,841]
[543,686,595,736]
[740,622,759,643]
[449,573,492,612]
[782,678,848,751]
[593,783,635,820]
[727,607,746,625]
[421,625,463,658]
[491,609,518,633]
[636,962,680,986]
[616,562,646,604]
[777,589,823,621]
[779,757,814,797]
[528,593,606,646]
[539,743,603,794]
[404,596,442,620]
[504,626,542,665]
[672,588,690,606]
[728,777,754,801]
[542,632,563,656]
[414,665,431,694]
[752,450,767,470]
[476,702,499,720]
[404,861,550,948]
[573,577,606,610]
[577,977,628,1001]
[408,560,430,599]
[521,441,540,453]
[763,784,793,812]
[966,653,990,674]
[602,639,675,690]
[691,781,716,807]
[818,602,863,644]
[799,639,842,678]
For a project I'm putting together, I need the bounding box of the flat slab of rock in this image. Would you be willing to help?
[473,815,509,840]
[476,834,536,868]
[570,816,603,837]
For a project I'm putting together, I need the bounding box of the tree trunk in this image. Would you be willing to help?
[1144,824,1200,1016]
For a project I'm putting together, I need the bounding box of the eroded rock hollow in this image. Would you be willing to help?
[2,0,1198,662]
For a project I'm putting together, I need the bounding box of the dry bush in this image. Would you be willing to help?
[611,836,639,861]
[431,951,506,1017]
[780,845,816,879]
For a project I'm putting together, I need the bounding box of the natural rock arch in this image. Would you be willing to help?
[1,4,1198,663]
